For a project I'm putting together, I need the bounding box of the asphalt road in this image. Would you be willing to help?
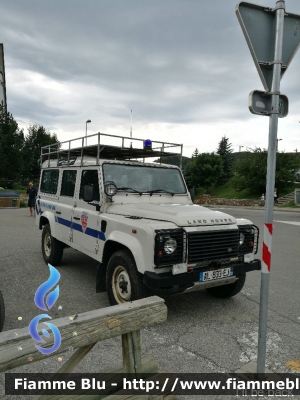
[0,206,300,399]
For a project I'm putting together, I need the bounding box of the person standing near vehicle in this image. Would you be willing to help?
[26,182,37,216]
[274,188,279,204]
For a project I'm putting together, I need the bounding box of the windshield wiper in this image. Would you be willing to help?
[145,189,175,196]
[117,187,143,195]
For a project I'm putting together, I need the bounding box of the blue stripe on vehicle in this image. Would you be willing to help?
[56,217,72,228]
[55,217,106,241]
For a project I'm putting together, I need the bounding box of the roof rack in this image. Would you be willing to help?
[41,132,183,168]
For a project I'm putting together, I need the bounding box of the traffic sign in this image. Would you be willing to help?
[248,90,288,117]
[236,2,300,91]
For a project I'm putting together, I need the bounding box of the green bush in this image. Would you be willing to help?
[20,200,27,208]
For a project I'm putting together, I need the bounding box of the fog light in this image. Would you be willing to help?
[104,183,117,196]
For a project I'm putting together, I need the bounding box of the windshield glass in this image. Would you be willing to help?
[102,163,187,194]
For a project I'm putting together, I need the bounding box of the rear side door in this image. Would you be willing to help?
[57,169,77,242]
[38,169,60,235]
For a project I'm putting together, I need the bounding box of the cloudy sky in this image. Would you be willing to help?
[1,0,300,156]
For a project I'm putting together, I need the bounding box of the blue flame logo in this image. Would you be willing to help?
[34,264,60,311]
[29,264,62,355]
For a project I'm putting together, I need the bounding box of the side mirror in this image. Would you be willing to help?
[188,187,195,201]
[83,185,94,202]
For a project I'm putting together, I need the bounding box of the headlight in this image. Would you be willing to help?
[164,237,177,254]
[104,182,117,196]
[239,232,245,246]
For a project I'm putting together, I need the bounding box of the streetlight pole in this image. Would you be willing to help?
[85,119,91,146]
[239,145,244,152]
[257,0,285,374]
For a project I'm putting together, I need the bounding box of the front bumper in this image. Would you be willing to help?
[143,259,261,290]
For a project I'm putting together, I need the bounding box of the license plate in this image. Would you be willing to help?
[199,267,233,282]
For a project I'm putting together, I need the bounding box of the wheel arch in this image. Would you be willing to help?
[96,237,146,294]
[102,232,147,273]
[39,211,58,237]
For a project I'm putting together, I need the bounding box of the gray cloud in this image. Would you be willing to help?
[1,0,300,154]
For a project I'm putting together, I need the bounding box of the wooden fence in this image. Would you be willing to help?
[0,296,175,399]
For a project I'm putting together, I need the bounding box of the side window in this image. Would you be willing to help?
[40,169,59,194]
[79,170,100,201]
[60,170,77,197]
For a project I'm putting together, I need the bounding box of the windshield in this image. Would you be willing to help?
[102,163,187,194]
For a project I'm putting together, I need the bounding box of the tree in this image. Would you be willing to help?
[216,136,233,183]
[154,155,192,186]
[189,153,223,193]
[192,148,199,158]
[22,125,59,183]
[232,148,300,196]
[0,103,24,188]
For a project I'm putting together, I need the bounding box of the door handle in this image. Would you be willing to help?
[73,217,80,220]
[56,211,62,214]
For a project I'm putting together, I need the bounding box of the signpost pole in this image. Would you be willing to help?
[257,0,285,374]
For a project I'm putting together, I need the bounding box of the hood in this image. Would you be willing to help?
[106,203,236,227]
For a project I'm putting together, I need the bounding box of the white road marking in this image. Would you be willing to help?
[274,220,300,226]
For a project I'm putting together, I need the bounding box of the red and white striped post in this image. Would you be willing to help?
[262,223,273,273]
[257,1,285,374]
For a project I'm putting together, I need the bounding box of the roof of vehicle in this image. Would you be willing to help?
[41,156,181,169]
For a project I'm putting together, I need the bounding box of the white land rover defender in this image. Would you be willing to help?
[36,133,261,305]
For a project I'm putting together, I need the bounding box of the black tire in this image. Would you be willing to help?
[205,273,246,298]
[42,224,64,266]
[106,250,148,305]
[0,291,5,332]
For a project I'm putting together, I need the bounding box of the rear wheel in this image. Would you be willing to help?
[42,224,64,266]
[205,273,246,298]
[0,291,5,332]
[106,250,148,305]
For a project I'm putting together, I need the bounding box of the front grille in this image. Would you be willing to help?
[188,230,239,264]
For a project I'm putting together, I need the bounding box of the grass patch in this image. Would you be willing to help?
[194,179,300,200]
[279,201,300,208]
[195,179,257,200]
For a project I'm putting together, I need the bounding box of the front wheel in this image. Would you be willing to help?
[205,273,246,298]
[106,250,148,305]
[42,224,64,266]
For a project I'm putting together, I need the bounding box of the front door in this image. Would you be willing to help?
[72,169,104,254]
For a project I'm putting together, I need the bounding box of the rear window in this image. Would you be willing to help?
[60,170,77,197]
[40,170,59,194]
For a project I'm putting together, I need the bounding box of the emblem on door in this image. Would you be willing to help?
[81,212,88,233]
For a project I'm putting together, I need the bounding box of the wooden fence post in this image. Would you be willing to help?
[122,330,141,373]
